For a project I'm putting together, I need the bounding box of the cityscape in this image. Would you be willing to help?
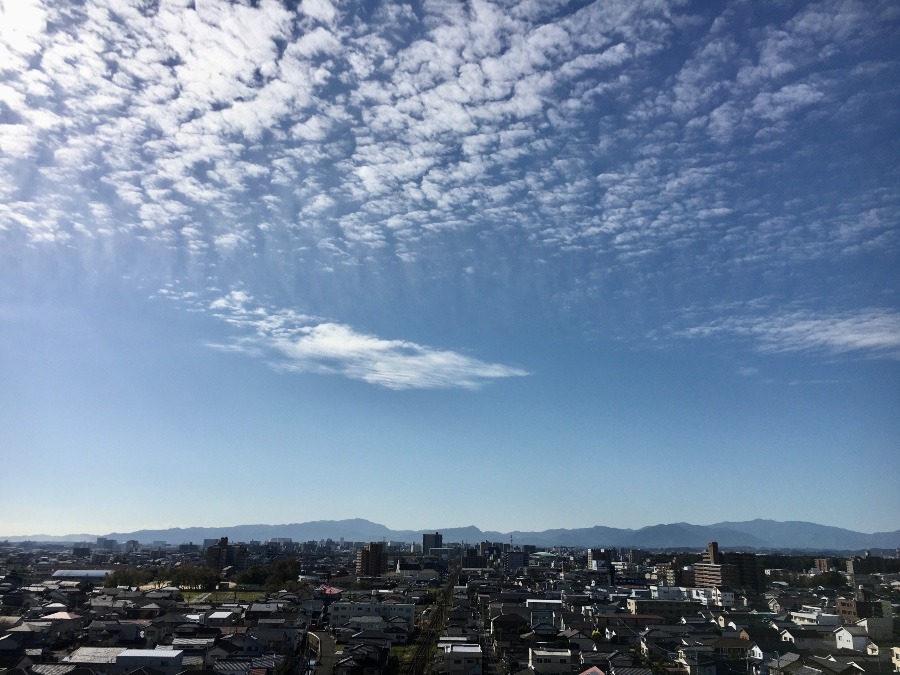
[2,1,898,675]
[1,528,899,675]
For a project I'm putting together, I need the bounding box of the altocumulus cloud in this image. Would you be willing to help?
[205,291,528,390]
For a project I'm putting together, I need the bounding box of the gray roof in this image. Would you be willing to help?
[65,647,126,664]
[30,665,77,675]
[52,570,112,579]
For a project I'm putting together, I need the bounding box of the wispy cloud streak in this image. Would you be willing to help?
[203,291,528,390]
[682,309,900,360]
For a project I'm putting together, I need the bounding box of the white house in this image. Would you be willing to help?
[835,626,868,652]
[115,649,183,675]
[529,647,574,675]
[442,644,482,675]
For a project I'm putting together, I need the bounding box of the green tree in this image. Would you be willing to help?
[103,569,150,588]
[806,571,848,588]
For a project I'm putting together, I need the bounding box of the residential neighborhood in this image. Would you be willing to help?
[1,536,898,675]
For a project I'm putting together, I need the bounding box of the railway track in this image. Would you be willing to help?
[404,566,459,675]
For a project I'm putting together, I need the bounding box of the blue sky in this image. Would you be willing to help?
[1,0,898,538]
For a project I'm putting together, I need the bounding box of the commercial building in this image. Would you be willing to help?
[423,532,443,554]
[204,537,248,572]
[356,542,387,576]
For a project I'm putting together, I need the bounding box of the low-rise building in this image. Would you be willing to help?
[835,626,869,653]
[529,647,574,675]
[116,649,183,675]
[442,644,482,675]
[328,601,415,630]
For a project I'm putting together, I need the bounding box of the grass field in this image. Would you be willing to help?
[391,644,418,667]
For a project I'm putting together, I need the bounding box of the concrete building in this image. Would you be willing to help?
[626,599,699,620]
[356,542,387,576]
[691,542,761,592]
[442,643,482,675]
[529,647,574,675]
[789,605,840,626]
[423,532,443,554]
[204,537,248,572]
[116,649,183,675]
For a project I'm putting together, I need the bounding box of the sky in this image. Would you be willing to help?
[1,0,898,538]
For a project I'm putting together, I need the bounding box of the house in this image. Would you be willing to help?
[854,617,893,641]
[328,601,415,631]
[212,653,283,675]
[491,613,530,642]
[86,620,144,646]
[115,649,183,675]
[780,626,835,651]
[333,642,389,675]
[442,644,483,675]
[790,606,840,626]
[217,633,266,657]
[863,640,897,668]
[249,624,302,652]
[529,647,574,675]
[577,666,605,675]
[207,611,237,627]
[560,628,594,652]
[64,647,127,672]
[702,636,753,661]
[834,627,868,653]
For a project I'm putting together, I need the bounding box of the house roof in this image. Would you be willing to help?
[30,664,77,675]
[52,570,112,579]
[65,647,126,664]
[117,650,183,659]
[42,612,82,621]
[578,666,606,675]
[835,627,868,636]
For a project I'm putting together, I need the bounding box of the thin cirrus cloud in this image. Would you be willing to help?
[204,291,528,390]
[683,308,900,360]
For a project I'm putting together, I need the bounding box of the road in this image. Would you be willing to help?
[310,631,336,675]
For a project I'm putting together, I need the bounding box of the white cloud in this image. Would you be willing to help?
[0,0,895,366]
[204,291,528,390]
[683,309,900,360]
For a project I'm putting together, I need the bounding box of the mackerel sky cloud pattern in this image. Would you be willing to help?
[1,0,898,535]
[2,0,898,373]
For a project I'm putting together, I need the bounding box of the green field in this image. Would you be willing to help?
[391,644,418,667]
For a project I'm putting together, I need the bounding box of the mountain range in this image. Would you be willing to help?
[4,519,900,551]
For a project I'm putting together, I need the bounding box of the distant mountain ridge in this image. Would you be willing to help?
[4,518,900,550]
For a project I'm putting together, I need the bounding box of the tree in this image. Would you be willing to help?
[103,568,149,588]
[806,571,848,588]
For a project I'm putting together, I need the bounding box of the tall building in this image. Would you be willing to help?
[423,532,443,554]
[587,548,612,570]
[356,542,387,576]
[722,551,764,593]
[502,550,528,572]
[702,541,721,564]
[205,537,249,571]
[692,541,739,590]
